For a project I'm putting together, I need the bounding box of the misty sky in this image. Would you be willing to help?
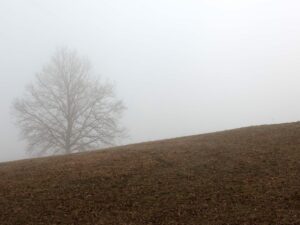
[1,0,300,162]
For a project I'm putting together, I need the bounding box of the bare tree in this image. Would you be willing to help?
[13,48,125,156]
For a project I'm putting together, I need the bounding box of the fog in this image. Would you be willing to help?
[1,0,300,162]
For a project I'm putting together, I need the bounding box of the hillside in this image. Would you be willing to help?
[0,122,299,225]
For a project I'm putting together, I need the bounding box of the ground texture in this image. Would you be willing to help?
[0,122,299,225]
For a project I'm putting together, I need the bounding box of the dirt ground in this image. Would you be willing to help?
[0,122,299,224]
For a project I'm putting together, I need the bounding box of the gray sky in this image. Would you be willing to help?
[1,0,300,162]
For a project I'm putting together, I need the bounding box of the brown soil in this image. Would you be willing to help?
[0,122,299,225]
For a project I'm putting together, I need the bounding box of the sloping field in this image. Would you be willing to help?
[0,122,299,225]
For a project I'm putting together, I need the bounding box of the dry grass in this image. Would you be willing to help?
[0,122,299,224]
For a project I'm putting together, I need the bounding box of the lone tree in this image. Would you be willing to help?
[13,48,125,156]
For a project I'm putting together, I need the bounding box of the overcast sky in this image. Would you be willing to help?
[1,0,300,162]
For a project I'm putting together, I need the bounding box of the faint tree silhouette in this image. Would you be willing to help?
[13,48,125,156]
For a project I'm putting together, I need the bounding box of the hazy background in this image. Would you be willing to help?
[1,0,300,162]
